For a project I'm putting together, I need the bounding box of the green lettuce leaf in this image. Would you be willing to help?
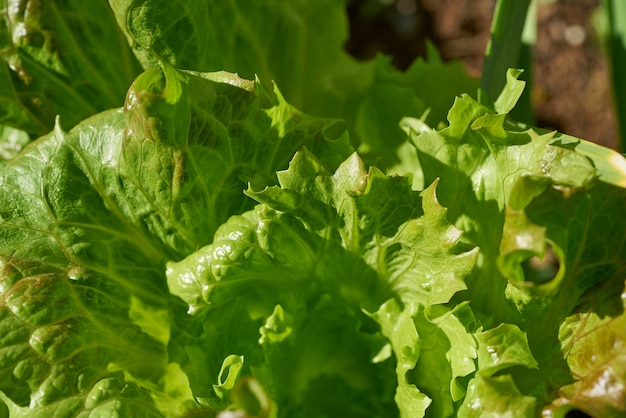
[0,0,142,137]
[1,2,625,413]
[108,0,361,109]
[0,372,167,418]
[0,67,350,416]
[166,205,400,416]
[167,149,478,416]
[108,0,478,169]
[458,375,536,418]
[512,180,626,416]
[0,256,170,416]
[408,69,626,415]
[545,276,626,417]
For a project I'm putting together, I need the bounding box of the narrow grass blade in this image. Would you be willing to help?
[481,0,535,124]
[603,0,626,151]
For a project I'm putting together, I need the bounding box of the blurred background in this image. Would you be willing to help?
[345,0,618,150]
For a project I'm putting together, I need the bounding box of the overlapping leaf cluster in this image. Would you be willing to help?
[1,1,625,417]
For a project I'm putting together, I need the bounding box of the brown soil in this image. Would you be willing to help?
[347,0,619,150]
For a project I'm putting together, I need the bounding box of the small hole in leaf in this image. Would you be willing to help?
[564,409,592,418]
[521,244,559,284]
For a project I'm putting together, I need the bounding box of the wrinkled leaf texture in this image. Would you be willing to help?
[0,0,141,137]
[107,0,478,169]
[0,66,351,416]
[0,0,625,417]
[407,70,626,416]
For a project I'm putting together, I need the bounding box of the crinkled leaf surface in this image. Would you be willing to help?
[1,3,625,413]
[407,304,478,417]
[546,277,626,417]
[166,205,400,416]
[409,70,626,415]
[458,375,536,418]
[167,150,478,417]
[0,256,172,416]
[108,0,360,110]
[0,371,166,418]
[515,181,626,417]
[108,0,478,169]
[0,0,142,137]
[0,67,350,416]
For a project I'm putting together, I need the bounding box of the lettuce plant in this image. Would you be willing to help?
[1,1,625,417]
